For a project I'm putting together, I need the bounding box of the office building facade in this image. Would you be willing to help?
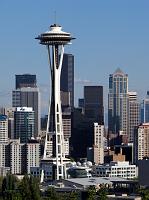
[12,87,40,137]
[141,91,149,123]
[134,123,149,163]
[60,53,74,110]
[94,161,137,179]
[14,107,34,143]
[15,74,37,89]
[84,86,104,124]
[108,68,128,135]
[128,92,140,142]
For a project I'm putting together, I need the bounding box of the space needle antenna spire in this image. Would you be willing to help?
[36,23,75,182]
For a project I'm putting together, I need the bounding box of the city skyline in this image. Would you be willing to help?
[0,1,149,114]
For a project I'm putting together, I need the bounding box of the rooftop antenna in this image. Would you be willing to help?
[54,10,57,24]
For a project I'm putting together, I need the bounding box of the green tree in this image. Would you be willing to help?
[87,186,96,200]
[45,187,59,200]
[19,175,40,200]
[138,188,149,200]
[29,176,40,200]
[96,186,108,200]
[1,174,20,200]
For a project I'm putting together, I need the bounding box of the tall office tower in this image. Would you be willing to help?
[15,74,37,89]
[36,23,75,181]
[141,91,149,123]
[87,123,104,164]
[93,123,104,164]
[60,53,74,110]
[84,86,104,124]
[128,92,140,142]
[108,68,128,135]
[0,115,8,143]
[134,123,149,164]
[12,86,40,137]
[14,107,34,143]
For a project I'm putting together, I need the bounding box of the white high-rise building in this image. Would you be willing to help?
[0,115,8,143]
[94,123,104,164]
[134,123,149,163]
[10,139,23,174]
[0,144,6,167]
[128,92,140,142]
[108,68,128,135]
[26,141,40,174]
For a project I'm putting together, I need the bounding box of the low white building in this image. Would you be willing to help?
[94,161,137,179]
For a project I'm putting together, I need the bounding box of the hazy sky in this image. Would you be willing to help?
[0,1,149,114]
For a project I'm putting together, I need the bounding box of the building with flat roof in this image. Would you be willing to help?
[93,161,137,179]
[134,123,149,163]
[14,107,34,143]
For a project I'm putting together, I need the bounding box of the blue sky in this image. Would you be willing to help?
[0,1,149,114]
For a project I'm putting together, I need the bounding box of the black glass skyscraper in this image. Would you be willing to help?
[60,53,74,110]
[84,86,104,125]
[15,74,37,89]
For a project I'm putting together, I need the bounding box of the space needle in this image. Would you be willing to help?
[36,24,75,182]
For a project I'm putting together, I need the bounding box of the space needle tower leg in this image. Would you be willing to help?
[51,44,65,180]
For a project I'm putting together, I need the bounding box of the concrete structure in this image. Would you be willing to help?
[128,92,140,142]
[10,139,24,174]
[0,144,6,167]
[0,107,15,139]
[36,23,75,181]
[14,107,34,143]
[0,115,8,143]
[93,161,137,179]
[92,123,104,164]
[134,123,149,163]
[62,110,71,139]
[12,86,40,137]
[0,139,40,175]
[45,136,69,157]
[108,68,128,135]
[26,140,40,174]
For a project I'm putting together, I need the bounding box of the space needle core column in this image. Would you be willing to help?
[36,24,75,180]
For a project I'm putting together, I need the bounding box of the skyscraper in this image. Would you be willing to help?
[0,115,8,143]
[12,82,40,137]
[84,86,104,125]
[128,92,140,142]
[60,53,74,110]
[14,107,34,143]
[15,74,37,89]
[108,68,128,135]
[134,123,149,164]
[141,91,149,123]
